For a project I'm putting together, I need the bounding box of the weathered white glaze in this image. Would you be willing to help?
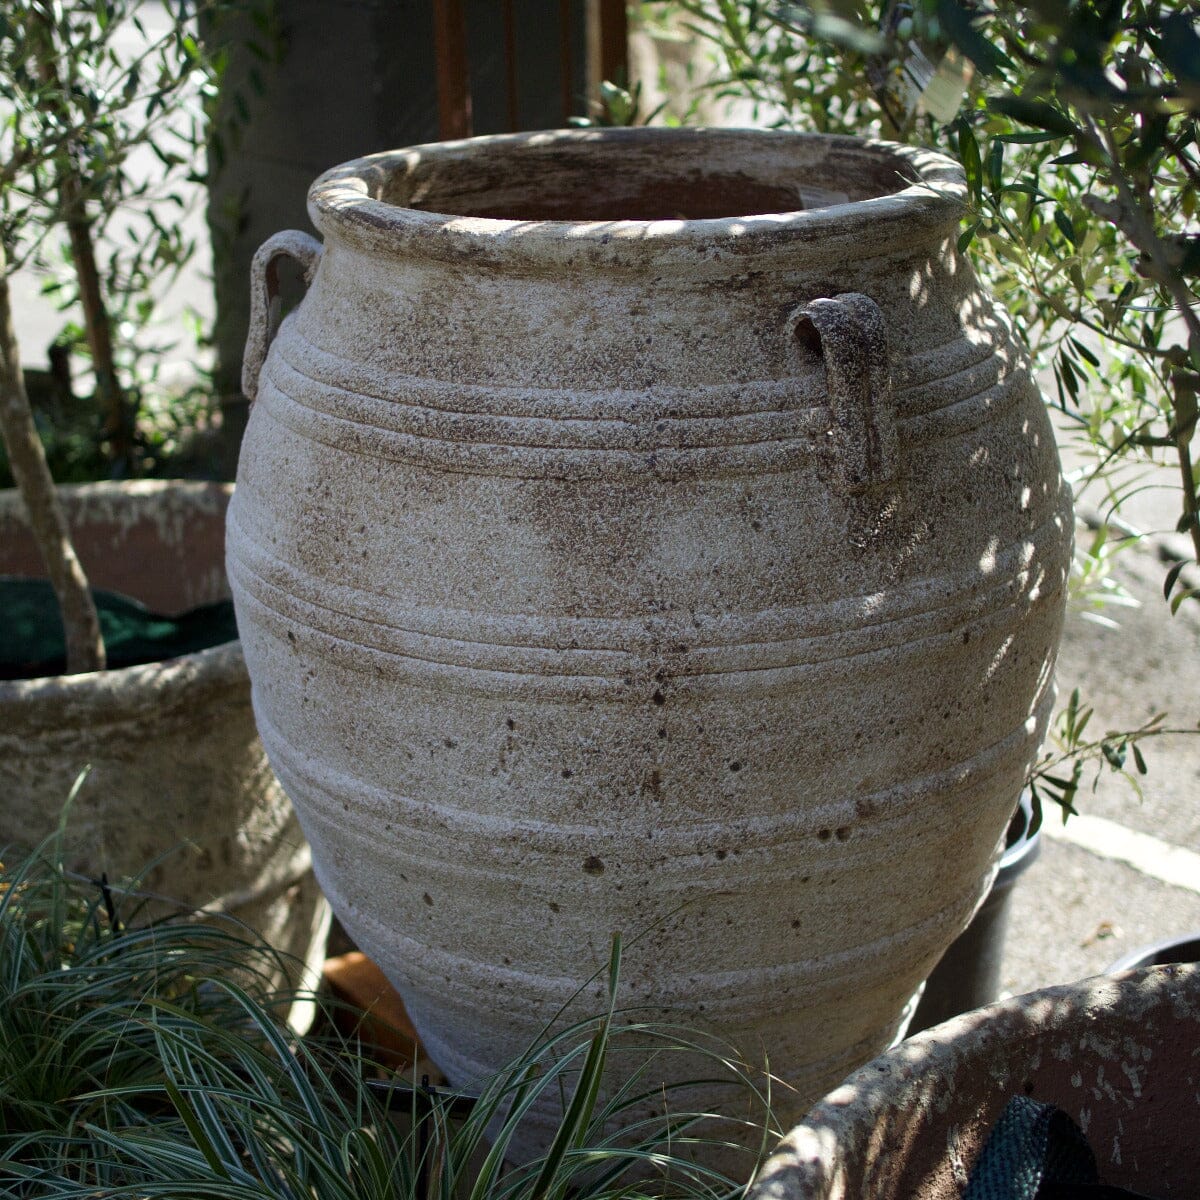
[0,481,329,995]
[228,128,1073,1146]
[753,963,1200,1199]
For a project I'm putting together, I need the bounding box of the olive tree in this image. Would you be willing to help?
[0,1,232,671]
[644,0,1200,814]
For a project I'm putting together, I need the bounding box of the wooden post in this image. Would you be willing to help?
[587,0,628,101]
[502,0,519,130]
[560,0,574,123]
[433,0,472,139]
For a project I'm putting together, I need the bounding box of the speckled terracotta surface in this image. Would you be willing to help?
[752,963,1200,1198]
[227,128,1073,1144]
[0,482,328,991]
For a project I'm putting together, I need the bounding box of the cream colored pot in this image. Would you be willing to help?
[228,128,1073,1145]
[752,964,1200,1199]
[0,481,329,997]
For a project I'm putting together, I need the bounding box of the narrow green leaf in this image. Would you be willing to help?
[934,0,1012,76]
[960,124,983,204]
[1170,585,1200,613]
[1132,743,1148,776]
[1041,773,1079,790]
[988,95,1077,137]
[1101,742,1126,771]
[525,935,624,1200]
[1059,352,1080,401]
[1027,785,1044,837]
[607,931,622,1006]
[1066,687,1080,730]
[1073,705,1092,741]
[1051,148,1103,167]
[999,182,1054,201]
[999,131,1062,145]
[159,1073,232,1180]
[1052,363,1068,411]
[1069,337,1100,368]
[805,10,888,56]
[987,137,1004,198]
[1163,558,1188,601]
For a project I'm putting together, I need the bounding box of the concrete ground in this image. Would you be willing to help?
[999,412,1200,994]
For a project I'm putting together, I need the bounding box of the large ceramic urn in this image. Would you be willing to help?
[228,128,1073,1145]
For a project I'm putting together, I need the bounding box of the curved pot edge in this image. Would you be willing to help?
[1107,931,1200,972]
[751,962,1200,1200]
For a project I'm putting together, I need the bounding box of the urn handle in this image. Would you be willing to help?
[789,292,897,493]
[243,230,324,403]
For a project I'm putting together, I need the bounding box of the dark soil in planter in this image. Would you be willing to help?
[0,577,237,680]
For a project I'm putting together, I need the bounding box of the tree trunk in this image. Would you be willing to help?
[61,173,133,470]
[0,243,105,674]
[33,8,133,473]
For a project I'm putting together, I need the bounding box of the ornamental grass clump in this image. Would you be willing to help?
[0,837,777,1200]
[0,834,291,1177]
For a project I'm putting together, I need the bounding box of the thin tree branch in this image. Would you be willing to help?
[0,243,105,674]
[1079,113,1200,562]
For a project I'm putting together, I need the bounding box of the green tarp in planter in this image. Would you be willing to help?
[0,577,238,680]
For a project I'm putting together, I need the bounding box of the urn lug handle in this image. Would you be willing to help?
[243,230,323,404]
[789,292,898,493]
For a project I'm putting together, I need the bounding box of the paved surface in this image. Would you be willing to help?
[1000,412,1200,994]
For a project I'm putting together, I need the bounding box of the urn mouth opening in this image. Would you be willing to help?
[360,130,913,222]
[309,128,965,260]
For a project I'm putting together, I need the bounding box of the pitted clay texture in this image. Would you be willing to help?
[753,964,1200,1198]
[228,128,1073,1154]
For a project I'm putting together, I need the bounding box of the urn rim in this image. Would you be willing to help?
[307,127,966,266]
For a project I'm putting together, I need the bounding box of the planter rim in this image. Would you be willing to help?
[998,790,1041,876]
[0,479,243,720]
[308,127,966,268]
[1107,931,1200,972]
[0,639,246,725]
[751,962,1200,1199]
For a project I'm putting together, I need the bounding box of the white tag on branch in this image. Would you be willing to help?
[919,46,973,124]
[896,43,937,114]
[866,44,932,128]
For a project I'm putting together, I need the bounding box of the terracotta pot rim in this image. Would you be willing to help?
[308,127,966,265]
